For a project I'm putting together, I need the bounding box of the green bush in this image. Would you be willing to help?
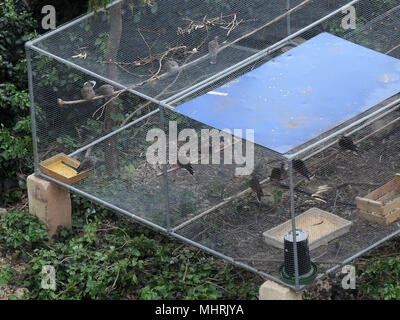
[0,0,36,205]
[0,0,36,89]
[0,83,32,205]
[361,256,400,300]
[0,211,48,256]
[0,264,16,286]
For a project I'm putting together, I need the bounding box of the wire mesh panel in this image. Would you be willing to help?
[26,0,400,290]
[29,0,361,102]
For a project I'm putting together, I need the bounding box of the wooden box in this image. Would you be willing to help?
[356,174,400,225]
[39,153,89,185]
[263,207,352,250]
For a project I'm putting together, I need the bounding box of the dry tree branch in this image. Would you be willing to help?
[386,43,400,55]
[104,45,188,67]
[119,37,208,127]
[105,0,311,98]
[178,13,244,35]
[162,0,312,77]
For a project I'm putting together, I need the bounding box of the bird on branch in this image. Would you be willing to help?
[97,84,115,96]
[81,80,96,100]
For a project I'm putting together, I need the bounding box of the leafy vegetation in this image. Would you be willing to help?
[0,84,33,205]
[360,255,400,299]
[0,211,48,257]
[0,264,16,286]
[0,0,36,88]
[0,199,261,300]
[0,1,35,205]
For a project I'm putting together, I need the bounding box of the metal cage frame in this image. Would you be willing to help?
[25,0,400,290]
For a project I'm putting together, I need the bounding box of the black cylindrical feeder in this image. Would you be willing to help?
[280,229,318,285]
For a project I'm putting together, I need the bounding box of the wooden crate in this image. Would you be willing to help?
[263,208,352,250]
[39,153,89,185]
[356,174,400,225]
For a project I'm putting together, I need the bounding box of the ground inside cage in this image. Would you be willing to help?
[172,109,400,279]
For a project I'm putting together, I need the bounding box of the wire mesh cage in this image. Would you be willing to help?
[26,0,400,290]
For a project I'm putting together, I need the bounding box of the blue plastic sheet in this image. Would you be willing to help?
[175,33,400,153]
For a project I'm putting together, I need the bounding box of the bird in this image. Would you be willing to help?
[292,159,311,181]
[165,59,179,75]
[249,175,264,203]
[62,156,97,174]
[338,134,358,153]
[97,84,114,96]
[81,80,96,100]
[208,36,219,65]
[270,163,286,182]
[177,159,194,175]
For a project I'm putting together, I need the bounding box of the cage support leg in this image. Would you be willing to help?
[259,280,302,300]
[27,174,71,237]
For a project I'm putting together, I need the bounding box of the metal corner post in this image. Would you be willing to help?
[159,105,171,232]
[288,159,300,289]
[25,46,39,174]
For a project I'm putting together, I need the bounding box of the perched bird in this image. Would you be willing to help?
[292,159,311,181]
[165,59,179,75]
[208,36,219,65]
[338,134,358,153]
[97,84,114,96]
[249,175,264,202]
[81,80,96,100]
[270,163,286,182]
[177,159,194,175]
[62,156,97,174]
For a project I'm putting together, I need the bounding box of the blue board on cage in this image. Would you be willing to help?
[174,32,400,154]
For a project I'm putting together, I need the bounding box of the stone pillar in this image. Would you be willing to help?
[259,280,303,300]
[27,174,71,237]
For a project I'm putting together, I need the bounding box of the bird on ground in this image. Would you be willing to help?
[338,134,358,154]
[292,159,311,181]
[97,84,115,96]
[177,159,194,175]
[165,59,179,75]
[81,80,96,100]
[249,175,264,203]
[208,36,219,65]
[62,156,97,174]
[270,163,286,182]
